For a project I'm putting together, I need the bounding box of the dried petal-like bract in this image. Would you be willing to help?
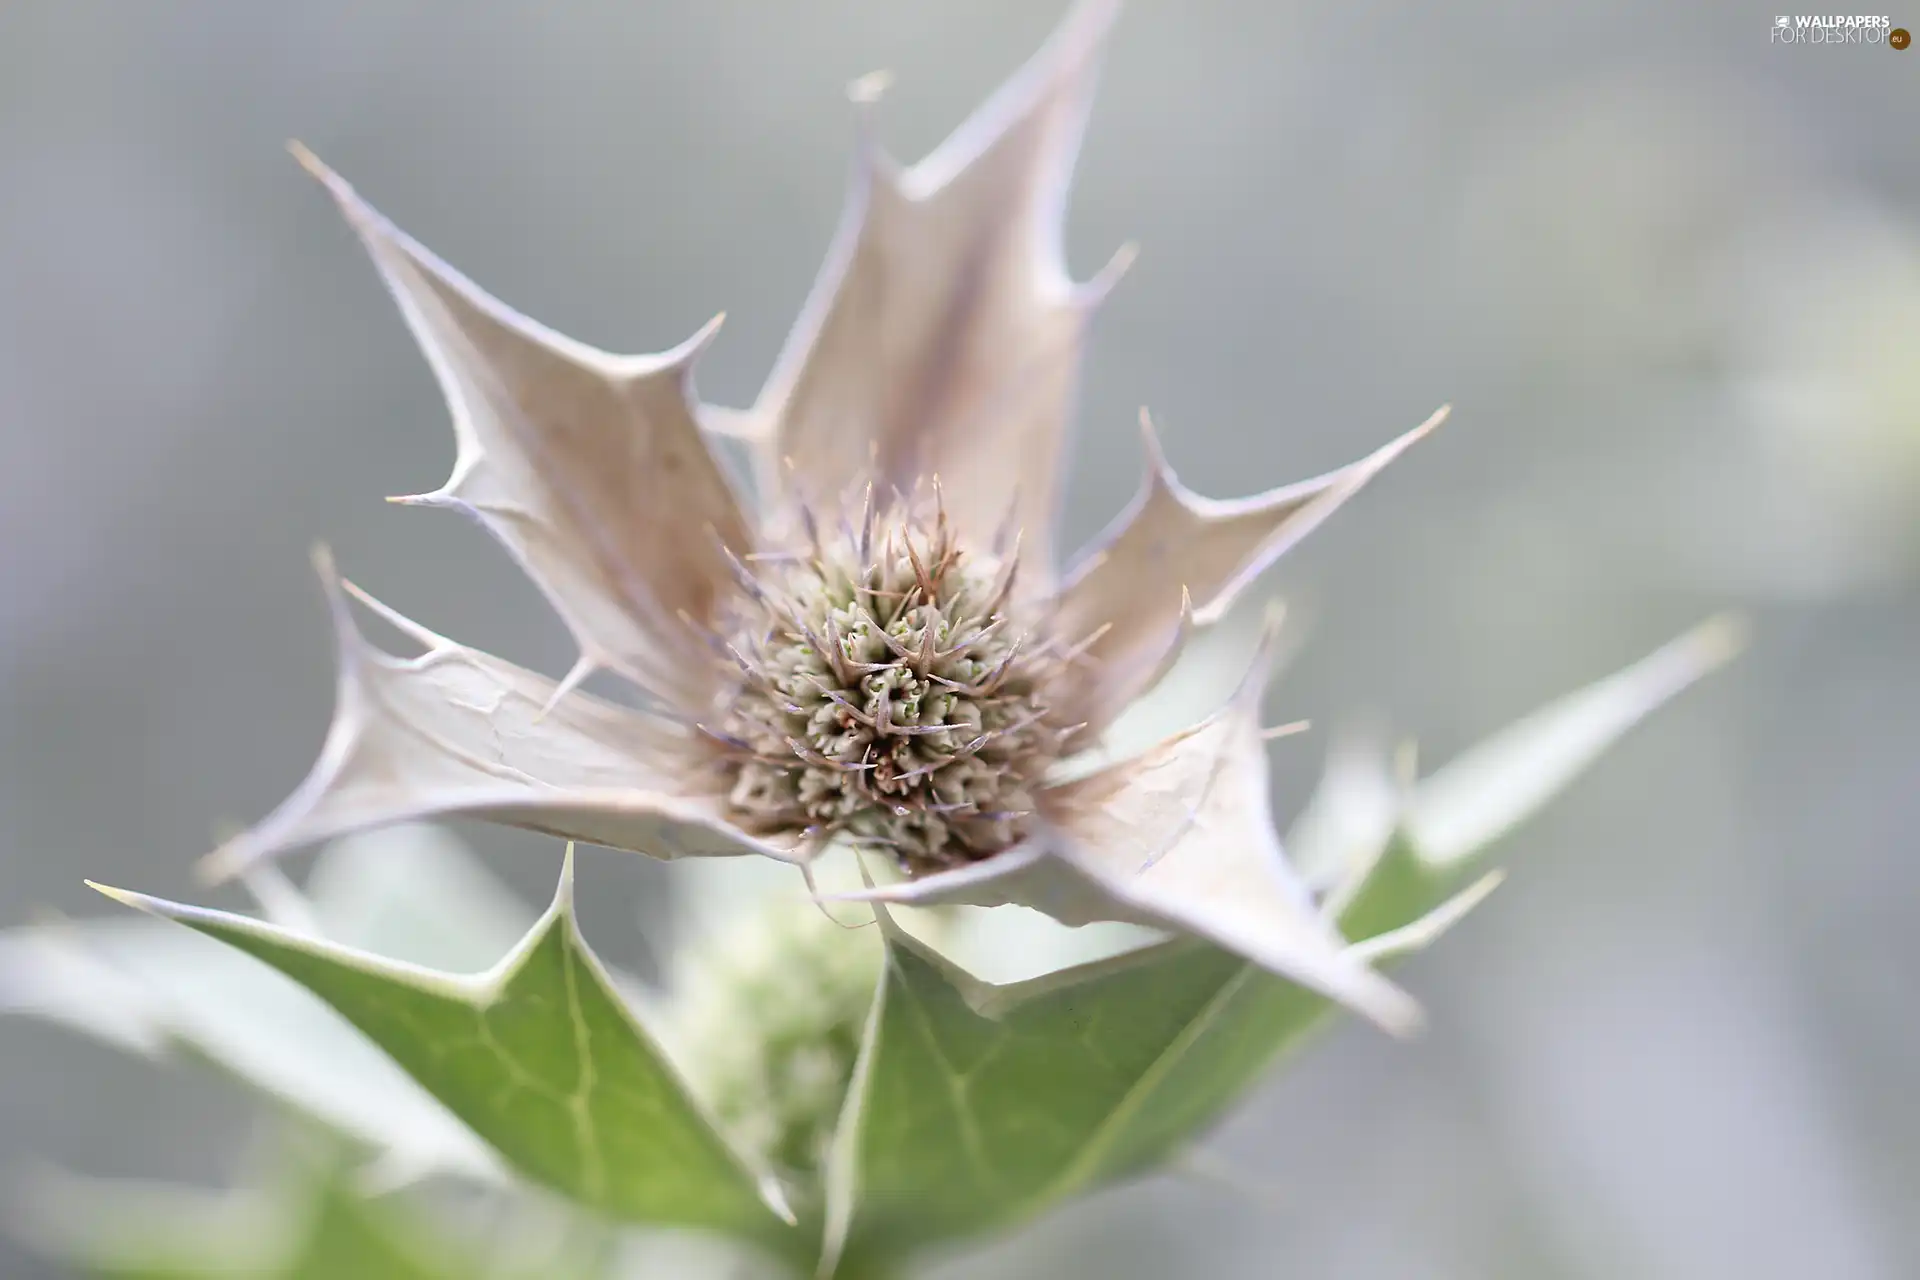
[748,0,1132,586]
[203,551,797,883]
[1054,406,1447,737]
[293,147,752,707]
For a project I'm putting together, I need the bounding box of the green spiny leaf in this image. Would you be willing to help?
[823,887,1495,1272]
[0,916,498,1181]
[827,931,1293,1265]
[1405,614,1745,870]
[0,828,541,1184]
[88,851,800,1252]
[1338,615,1744,938]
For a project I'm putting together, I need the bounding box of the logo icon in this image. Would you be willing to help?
[1771,14,1903,45]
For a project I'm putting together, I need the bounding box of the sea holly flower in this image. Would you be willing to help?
[203,0,1448,1032]
[0,3,1747,1274]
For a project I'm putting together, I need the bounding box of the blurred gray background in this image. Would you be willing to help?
[2,1,1916,1276]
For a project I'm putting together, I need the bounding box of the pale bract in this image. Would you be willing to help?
[205,0,1452,1034]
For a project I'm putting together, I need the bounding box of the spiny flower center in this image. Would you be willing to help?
[712,497,1066,874]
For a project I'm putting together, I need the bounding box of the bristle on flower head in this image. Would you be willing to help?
[711,485,1069,873]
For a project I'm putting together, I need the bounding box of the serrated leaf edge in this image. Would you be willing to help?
[88,847,798,1232]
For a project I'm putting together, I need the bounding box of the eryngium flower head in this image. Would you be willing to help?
[719,490,1072,873]
[207,0,1444,1034]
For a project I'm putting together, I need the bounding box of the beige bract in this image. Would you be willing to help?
[210,0,1447,1034]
